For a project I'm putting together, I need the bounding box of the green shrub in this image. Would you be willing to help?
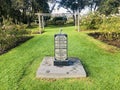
[81,12,120,32]
[100,16,120,32]
[81,13,103,30]
[52,16,67,25]
[54,20,65,25]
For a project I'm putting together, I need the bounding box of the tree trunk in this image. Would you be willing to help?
[73,14,75,25]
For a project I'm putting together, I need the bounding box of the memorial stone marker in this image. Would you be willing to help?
[36,30,87,78]
[54,31,69,66]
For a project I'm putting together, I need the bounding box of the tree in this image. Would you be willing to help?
[59,0,87,13]
[0,0,50,25]
[0,0,12,18]
[59,0,87,25]
[48,0,59,13]
[98,0,120,16]
[88,0,102,12]
[35,0,49,13]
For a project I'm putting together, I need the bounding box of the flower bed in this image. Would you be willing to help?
[0,26,32,55]
[88,32,120,48]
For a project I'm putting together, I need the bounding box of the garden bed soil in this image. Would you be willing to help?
[88,32,120,48]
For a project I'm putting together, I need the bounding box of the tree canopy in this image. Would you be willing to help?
[1,0,120,25]
[0,0,49,24]
[88,0,102,11]
[59,0,120,15]
[59,0,87,13]
[98,0,120,16]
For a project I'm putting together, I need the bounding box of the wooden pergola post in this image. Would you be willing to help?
[78,12,80,32]
[75,13,77,30]
[36,13,48,34]
[38,14,42,34]
[42,16,44,30]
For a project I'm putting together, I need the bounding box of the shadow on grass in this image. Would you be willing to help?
[80,59,90,77]
[45,24,74,29]
[32,31,47,34]
[26,24,74,30]
[26,25,38,29]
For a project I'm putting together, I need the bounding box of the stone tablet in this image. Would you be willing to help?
[54,34,68,61]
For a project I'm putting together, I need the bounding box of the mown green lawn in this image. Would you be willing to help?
[0,26,120,90]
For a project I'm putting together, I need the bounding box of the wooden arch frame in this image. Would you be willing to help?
[35,13,80,34]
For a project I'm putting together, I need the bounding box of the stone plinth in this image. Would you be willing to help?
[36,57,86,79]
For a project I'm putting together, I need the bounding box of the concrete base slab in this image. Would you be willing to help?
[36,57,86,79]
